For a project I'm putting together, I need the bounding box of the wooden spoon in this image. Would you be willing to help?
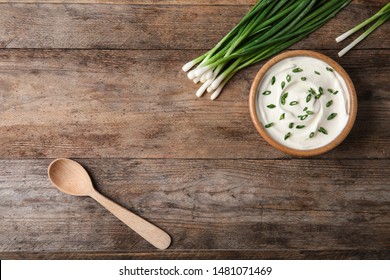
[48,158,171,250]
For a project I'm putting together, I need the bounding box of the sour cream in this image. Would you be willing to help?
[256,56,350,150]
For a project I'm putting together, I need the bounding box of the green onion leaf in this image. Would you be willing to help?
[289,101,299,106]
[280,113,286,120]
[262,90,272,95]
[326,100,333,107]
[286,74,292,82]
[292,68,303,73]
[289,122,294,129]
[326,67,334,72]
[265,122,275,128]
[301,77,307,81]
[281,92,289,105]
[299,115,308,121]
[327,113,338,120]
[318,127,328,135]
[267,104,276,109]
[284,132,292,141]
[310,132,315,138]
[337,3,390,57]
[296,125,305,129]
[182,0,352,99]
[314,71,321,75]
[309,88,317,96]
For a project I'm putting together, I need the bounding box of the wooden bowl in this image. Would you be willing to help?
[249,50,357,157]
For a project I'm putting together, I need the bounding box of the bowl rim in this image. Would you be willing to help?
[249,50,357,157]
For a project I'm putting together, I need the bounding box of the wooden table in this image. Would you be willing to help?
[0,0,389,260]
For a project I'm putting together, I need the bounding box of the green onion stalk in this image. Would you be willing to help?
[182,0,351,100]
[336,2,390,57]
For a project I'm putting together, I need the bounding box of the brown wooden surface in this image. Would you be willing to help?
[0,0,389,259]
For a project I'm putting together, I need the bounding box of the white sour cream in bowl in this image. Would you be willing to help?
[249,50,357,156]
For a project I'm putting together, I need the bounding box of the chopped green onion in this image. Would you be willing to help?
[306,110,314,115]
[301,77,307,81]
[267,104,276,109]
[309,132,315,138]
[284,132,292,141]
[281,81,286,90]
[299,115,308,121]
[306,94,312,103]
[281,92,289,105]
[314,71,321,75]
[263,90,272,95]
[265,122,275,128]
[296,125,305,129]
[289,101,299,106]
[286,74,292,82]
[292,68,303,73]
[271,76,276,85]
[326,67,334,72]
[309,88,317,96]
[289,122,294,129]
[326,100,333,107]
[318,127,328,135]
[280,113,286,120]
[327,113,338,120]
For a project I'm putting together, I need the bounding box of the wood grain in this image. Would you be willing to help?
[48,158,172,249]
[2,250,389,260]
[0,0,258,4]
[0,49,388,159]
[0,159,389,256]
[0,0,385,6]
[0,2,388,49]
[0,0,389,260]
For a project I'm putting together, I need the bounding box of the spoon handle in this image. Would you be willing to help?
[89,190,171,250]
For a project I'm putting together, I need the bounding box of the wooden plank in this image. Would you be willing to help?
[0,0,388,262]
[0,0,257,4]
[1,250,389,260]
[0,0,387,6]
[0,158,389,255]
[0,49,388,159]
[0,2,388,49]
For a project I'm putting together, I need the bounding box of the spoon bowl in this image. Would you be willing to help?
[48,158,94,196]
[48,158,171,250]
